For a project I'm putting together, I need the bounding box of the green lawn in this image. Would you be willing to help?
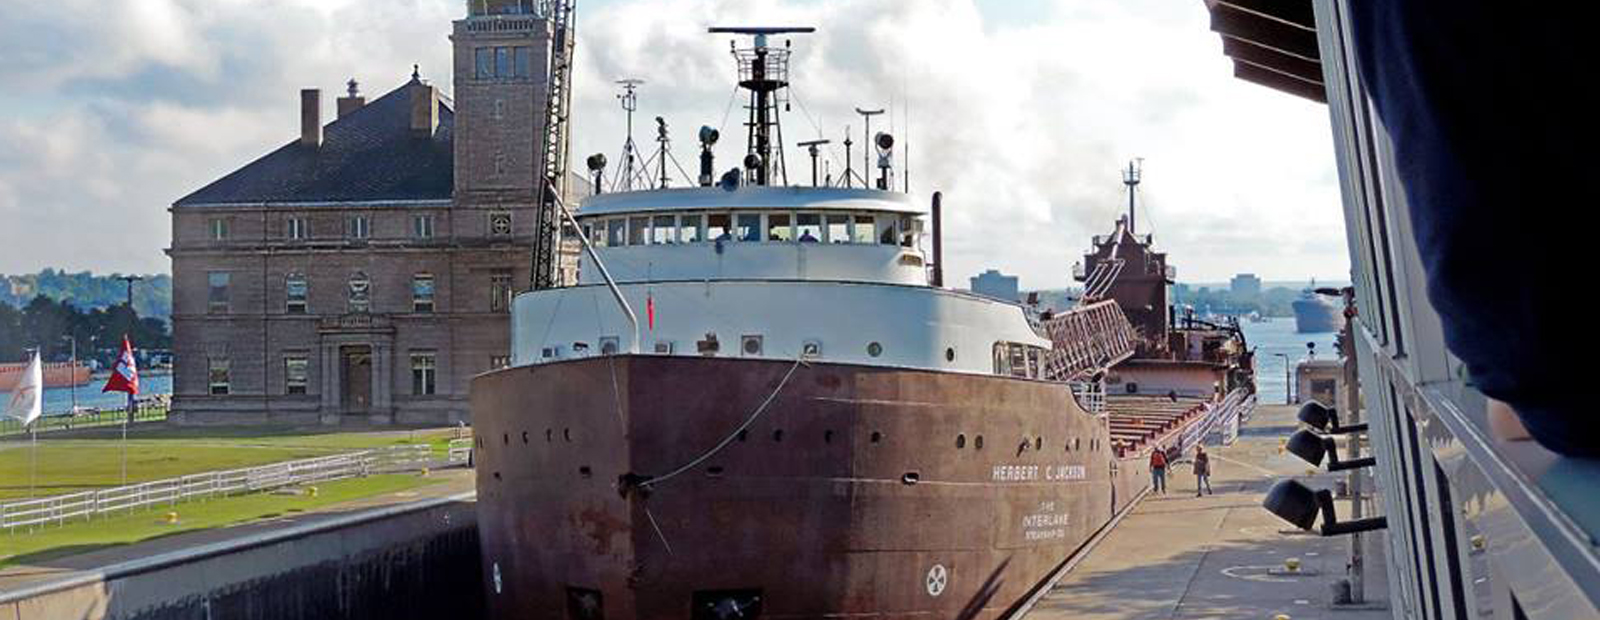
[0,426,466,500]
[0,474,443,567]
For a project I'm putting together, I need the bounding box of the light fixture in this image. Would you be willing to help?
[1263,479,1387,536]
[1298,401,1368,434]
[1285,429,1375,471]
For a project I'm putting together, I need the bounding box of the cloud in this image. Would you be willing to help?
[0,0,1347,287]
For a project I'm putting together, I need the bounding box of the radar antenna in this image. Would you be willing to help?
[709,26,815,186]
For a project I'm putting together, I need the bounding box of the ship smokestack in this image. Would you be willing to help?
[932,191,944,287]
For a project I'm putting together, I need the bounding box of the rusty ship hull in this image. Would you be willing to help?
[471,354,1151,619]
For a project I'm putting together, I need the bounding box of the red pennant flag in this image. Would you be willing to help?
[103,336,140,395]
[646,292,655,331]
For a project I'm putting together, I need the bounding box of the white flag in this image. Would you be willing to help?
[4,352,42,427]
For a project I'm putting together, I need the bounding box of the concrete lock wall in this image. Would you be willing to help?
[1,495,482,620]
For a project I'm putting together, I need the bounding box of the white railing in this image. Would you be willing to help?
[1175,388,1256,454]
[0,445,435,532]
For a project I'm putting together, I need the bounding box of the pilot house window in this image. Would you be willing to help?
[796,213,822,242]
[652,215,675,244]
[767,213,791,241]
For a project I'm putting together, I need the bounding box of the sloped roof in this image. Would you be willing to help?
[175,79,454,206]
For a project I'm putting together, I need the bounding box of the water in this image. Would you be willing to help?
[2,373,173,416]
[1239,317,1340,405]
[6,323,1318,415]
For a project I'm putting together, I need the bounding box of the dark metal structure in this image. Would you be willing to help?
[710,27,815,186]
[530,0,577,289]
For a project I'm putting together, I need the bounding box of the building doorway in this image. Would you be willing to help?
[341,345,373,412]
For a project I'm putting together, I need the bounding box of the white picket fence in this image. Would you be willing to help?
[0,444,435,532]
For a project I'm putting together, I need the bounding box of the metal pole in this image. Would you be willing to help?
[30,426,37,499]
[67,337,77,414]
[1339,321,1365,604]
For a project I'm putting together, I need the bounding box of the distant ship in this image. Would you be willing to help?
[1291,285,1344,333]
[0,360,90,392]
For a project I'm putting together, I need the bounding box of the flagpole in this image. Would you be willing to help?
[123,393,131,485]
[29,424,37,499]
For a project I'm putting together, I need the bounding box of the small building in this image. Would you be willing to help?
[1230,273,1261,298]
[1294,358,1342,408]
[166,6,585,425]
[970,269,1020,302]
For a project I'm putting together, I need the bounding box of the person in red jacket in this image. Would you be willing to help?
[1149,446,1168,494]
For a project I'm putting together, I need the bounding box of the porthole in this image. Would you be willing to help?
[521,431,528,444]
[502,433,509,445]
[956,434,967,449]
[773,429,785,442]
[870,431,882,443]
[867,342,883,357]
[1036,437,1043,451]
[824,430,834,444]
[975,435,985,450]
[546,428,553,442]
[737,429,748,442]
[945,347,956,362]
[563,428,572,442]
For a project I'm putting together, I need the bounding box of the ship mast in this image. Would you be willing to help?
[1122,158,1142,235]
[710,26,814,186]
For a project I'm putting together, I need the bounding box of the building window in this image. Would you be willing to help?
[285,356,308,395]
[348,215,370,239]
[493,99,504,120]
[490,270,513,312]
[348,271,371,313]
[494,151,507,176]
[286,216,307,240]
[208,357,231,395]
[207,272,230,313]
[209,218,229,241]
[411,353,437,395]
[285,272,307,314]
[475,47,493,79]
[514,46,531,78]
[495,47,513,79]
[413,214,435,239]
[489,212,513,237]
[490,355,511,370]
[412,273,435,313]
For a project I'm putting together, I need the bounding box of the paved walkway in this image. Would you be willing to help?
[1024,405,1390,620]
[0,468,475,593]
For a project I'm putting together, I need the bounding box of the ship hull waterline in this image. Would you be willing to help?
[471,355,1150,619]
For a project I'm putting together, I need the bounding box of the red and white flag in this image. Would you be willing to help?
[102,336,139,396]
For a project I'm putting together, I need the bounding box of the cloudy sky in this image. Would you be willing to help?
[0,0,1347,289]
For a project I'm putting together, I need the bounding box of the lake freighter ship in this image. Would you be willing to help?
[470,26,1254,619]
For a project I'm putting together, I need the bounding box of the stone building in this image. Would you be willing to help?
[167,4,583,425]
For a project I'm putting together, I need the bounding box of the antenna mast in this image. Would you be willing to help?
[530,0,577,290]
[1122,158,1143,235]
[612,78,645,192]
[855,107,884,189]
[709,26,815,186]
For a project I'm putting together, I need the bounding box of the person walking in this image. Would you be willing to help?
[1194,445,1213,496]
[1149,445,1168,494]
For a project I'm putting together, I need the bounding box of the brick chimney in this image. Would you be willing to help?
[336,78,366,119]
[300,88,321,147]
[410,83,438,137]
